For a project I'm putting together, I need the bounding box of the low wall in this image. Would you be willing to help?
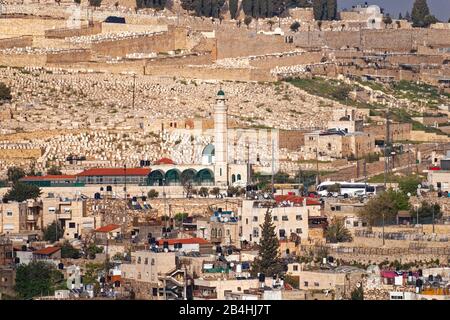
[144,65,275,82]
[0,35,33,49]
[46,49,92,64]
[44,22,101,39]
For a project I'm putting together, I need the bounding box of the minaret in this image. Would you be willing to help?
[214,90,228,186]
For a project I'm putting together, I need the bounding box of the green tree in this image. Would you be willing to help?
[326,0,337,20]
[147,189,159,199]
[415,201,441,224]
[61,241,81,259]
[199,187,209,197]
[383,15,393,27]
[3,182,42,203]
[411,0,430,27]
[244,15,253,28]
[86,244,103,259]
[136,0,167,10]
[405,11,411,22]
[180,0,196,12]
[89,0,102,7]
[7,167,25,183]
[267,19,275,30]
[313,0,326,20]
[351,286,364,300]
[43,221,64,243]
[15,261,64,299]
[290,21,300,32]
[358,189,410,226]
[210,187,221,197]
[229,0,239,19]
[325,219,353,243]
[47,166,62,175]
[398,175,422,195]
[174,212,188,221]
[423,14,438,27]
[0,82,12,103]
[398,12,403,20]
[251,209,284,277]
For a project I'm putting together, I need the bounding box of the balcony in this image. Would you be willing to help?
[27,214,38,221]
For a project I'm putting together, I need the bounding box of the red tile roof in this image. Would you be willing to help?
[155,237,209,245]
[77,168,151,177]
[33,246,61,255]
[274,195,321,206]
[95,224,121,233]
[155,157,175,165]
[21,175,76,181]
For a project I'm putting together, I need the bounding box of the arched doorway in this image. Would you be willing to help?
[165,169,181,186]
[148,170,165,186]
[181,169,197,185]
[202,144,215,165]
[196,168,214,186]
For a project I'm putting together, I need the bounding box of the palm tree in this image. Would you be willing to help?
[325,219,353,243]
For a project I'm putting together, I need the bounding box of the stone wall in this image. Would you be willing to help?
[148,198,241,217]
[44,22,101,39]
[46,49,92,64]
[216,33,294,59]
[294,29,450,51]
[0,18,66,37]
[90,26,187,58]
[279,130,306,150]
[144,65,275,82]
[0,36,33,49]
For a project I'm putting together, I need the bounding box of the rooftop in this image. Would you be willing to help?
[33,246,61,255]
[77,168,151,177]
[21,175,77,181]
[95,224,121,233]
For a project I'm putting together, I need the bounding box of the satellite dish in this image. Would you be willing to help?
[224,217,229,223]
[230,263,235,267]
[356,282,361,288]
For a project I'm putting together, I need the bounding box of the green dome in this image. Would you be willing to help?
[217,90,225,96]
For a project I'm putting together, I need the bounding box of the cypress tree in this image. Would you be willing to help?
[251,208,284,277]
[229,0,239,19]
[313,0,325,20]
[242,0,253,16]
[398,12,403,20]
[411,0,430,27]
[326,0,337,20]
[405,11,411,22]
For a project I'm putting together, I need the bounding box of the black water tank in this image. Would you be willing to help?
[163,241,169,249]
[106,185,112,192]
[58,263,64,270]
[94,192,101,199]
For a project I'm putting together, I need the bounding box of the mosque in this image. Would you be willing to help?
[22,90,279,189]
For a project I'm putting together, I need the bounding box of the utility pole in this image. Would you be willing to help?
[363,159,367,192]
[382,212,385,246]
[432,202,435,234]
[384,111,390,189]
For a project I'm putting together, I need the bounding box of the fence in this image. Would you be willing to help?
[355,230,450,242]
[299,244,450,256]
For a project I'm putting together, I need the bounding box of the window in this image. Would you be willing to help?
[304,281,309,287]
[237,174,241,181]
[296,228,302,234]
[293,265,298,271]
[282,216,288,221]
[226,229,230,236]
[245,218,248,225]
[314,282,320,287]
[6,211,12,216]
[273,216,278,221]
[335,206,341,211]
[295,215,302,221]
[253,216,258,222]
[69,222,76,228]
[151,258,155,266]
[144,258,148,265]
[253,228,259,238]
[137,257,141,264]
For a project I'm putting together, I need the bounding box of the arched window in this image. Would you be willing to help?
[232,174,236,183]
[237,174,241,181]
[217,229,223,238]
